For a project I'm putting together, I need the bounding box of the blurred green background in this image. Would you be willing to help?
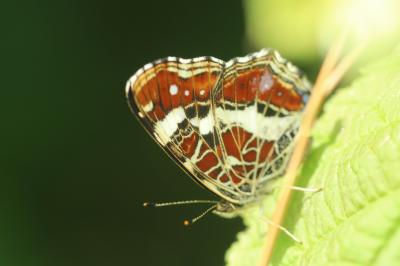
[3,1,245,266]
[3,0,400,265]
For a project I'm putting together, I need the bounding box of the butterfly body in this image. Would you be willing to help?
[126,49,311,215]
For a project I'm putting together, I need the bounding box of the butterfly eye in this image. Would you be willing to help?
[239,183,251,193]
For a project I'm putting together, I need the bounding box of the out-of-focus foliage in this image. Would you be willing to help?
[244,0,400,68]
[226,44,400,266]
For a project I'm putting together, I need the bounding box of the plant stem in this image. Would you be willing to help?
[258,33,363,266]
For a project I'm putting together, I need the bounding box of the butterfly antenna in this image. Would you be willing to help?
[183,204,218,226]
[143,200,218,208]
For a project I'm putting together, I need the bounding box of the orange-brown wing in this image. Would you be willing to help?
[126,50,312,205]
[212,49,311,202]
[126,56,239,203]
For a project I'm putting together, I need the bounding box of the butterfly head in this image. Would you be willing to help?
[212,199,242,218]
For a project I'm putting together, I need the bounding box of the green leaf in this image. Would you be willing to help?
[226,46,400,266]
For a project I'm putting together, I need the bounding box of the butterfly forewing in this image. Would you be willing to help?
[126,49,311,207]
[127,57,240,202]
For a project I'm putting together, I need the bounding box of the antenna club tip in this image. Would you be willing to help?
[183,220,191,226]
[143,202,154,207]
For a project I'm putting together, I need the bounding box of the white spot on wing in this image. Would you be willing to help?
[237,56,250,63]
[178,69,192,79]
[144,63,153,70]
[257,49,270,57]
[155,107,186,143]
[143,102,154,112]
[179,58,191,64]
[169,84,178,95]
[260,73,273,93]
[273,50,284,63]
[199,111,214,135]
[225,60,234,68]
[193,56,206,62]
[184,90,190,96]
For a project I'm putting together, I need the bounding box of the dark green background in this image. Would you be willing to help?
[2,1,246,266]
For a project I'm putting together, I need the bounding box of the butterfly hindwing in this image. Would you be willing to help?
[212,50,311,202]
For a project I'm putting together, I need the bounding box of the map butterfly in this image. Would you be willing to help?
[126,49,311,217]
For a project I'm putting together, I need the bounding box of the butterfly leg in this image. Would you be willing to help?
[258,206,302,244]
[287,185,322,193]
[265,218,302,244]
[272,185,323,193]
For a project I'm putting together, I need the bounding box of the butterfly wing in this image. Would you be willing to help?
[126,50,311,205]
[126,56,239,202]
[211,49,312,203]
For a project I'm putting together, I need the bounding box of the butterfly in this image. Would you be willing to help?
[125,49,311,219]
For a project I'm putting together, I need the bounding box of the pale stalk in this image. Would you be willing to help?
[258,34,363,266]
